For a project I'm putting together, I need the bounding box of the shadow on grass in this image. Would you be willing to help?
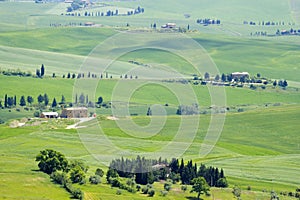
[185,196,202,200]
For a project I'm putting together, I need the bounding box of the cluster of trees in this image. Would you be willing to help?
[276,28,300,35]
[107,156,227,188]
[194,72,288,89]
[35,149,88,199]
[67,0,86,12]
[196,18,221,25]
[1,94,66,109]
[66,6,144,17]
[1,69,33,77]
[176,104,199,115]
[245,20,295,26]
[127,6,145,15]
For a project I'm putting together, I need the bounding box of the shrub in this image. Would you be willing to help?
[116,189,122,195]
[148,189,155,197]
[164,182,172,191]
[141,186,148,194]
[181,185,187,192]
[136,184,141,191]
[160,190,168,196]
[50,171,69,185]
[33,111,40,117]
[89,175,101,184]
[72,188,84,200]
[95,168,104,177]
[247,185,251,191]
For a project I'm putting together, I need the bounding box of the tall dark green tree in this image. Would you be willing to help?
[52,98,57,108]
[60,95,66,105]
[13,95,16,106]
[44,93,49,106]
[20,95,26,106]
[41,64,45,77]
[146,107,152,116]
[4,94,7,108]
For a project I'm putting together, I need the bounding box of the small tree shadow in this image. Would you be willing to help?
[185,196,203,200]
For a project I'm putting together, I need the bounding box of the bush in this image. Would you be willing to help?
[116,189,122,195]
[216,178,228,188]
[95,168,104,177]
[136,184,141,191]
[141,186,149,194]
[164,182,172,191]
[148,189,155,197]
[72,188,84,200]
[33,111,40,117]
[181,185,187,192]
[50,171,69,185]
[0,118,5,124]
[247,185,251,190]
[89,175,101,184]
[160,190,168,196]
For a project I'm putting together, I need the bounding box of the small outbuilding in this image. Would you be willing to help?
[61,107,88,118]
[231,72,250,79]
[40,112,59,118]
[161,23,176,29]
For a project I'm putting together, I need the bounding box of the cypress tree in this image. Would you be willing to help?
[20,96,26,106]
[41,64,45,77]
[52,98,57,108]
[4,94,7,108]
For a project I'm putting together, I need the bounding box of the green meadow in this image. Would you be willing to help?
[0,0,299,199]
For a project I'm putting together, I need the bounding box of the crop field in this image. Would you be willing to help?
[0,0,299,199]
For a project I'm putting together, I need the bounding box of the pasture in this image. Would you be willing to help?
[0,105,299,199]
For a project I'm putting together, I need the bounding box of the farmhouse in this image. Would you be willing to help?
[40,112,59,118]
[231,72,249,79]
[161,23,176,29]
[61,107,88,118]
[84,22,95,27]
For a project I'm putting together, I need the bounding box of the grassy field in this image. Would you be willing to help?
[0,105,299,199]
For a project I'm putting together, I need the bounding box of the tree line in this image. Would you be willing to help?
[107,156,228,187]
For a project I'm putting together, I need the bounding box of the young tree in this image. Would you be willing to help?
[232,185,242,200]
[221,73,227,82]
[36,69,41,77]
[13,95,16,106]
[7,97,14,107]
[190,177,210,200]
[27,96,34,105]
[79,94,85,104]
[70,166,86,184]
[146,107,152,116]
[35,149,68,174]
[97,96,103,105]
[20,95,26,106]
[38,94,44,104]
[215,74,220,81]
[273,80,277,87]
[52,98,57,108]
[60,95,66,105]
[204,72,210,80]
